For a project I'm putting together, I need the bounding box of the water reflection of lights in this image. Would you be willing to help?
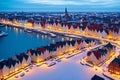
[13,27,15,30]
[42,35,44,39]
[15,28,18,33]
[5,26,8,30]
[37,34,39,38]
[45,35,47,38]
[52,39,55,43]
[20,29,23,33]
[14,27,19,35]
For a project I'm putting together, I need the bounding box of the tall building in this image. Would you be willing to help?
[65,8,69,18]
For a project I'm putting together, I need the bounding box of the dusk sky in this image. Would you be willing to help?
[0,0,120,12]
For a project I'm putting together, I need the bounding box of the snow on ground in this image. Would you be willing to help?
[9,50,109,80]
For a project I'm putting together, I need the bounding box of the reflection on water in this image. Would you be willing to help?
[0,26,73,59]
[20,29,23,33]
[45,35,47,38]
[36,34,39,38]
[5,26,7,30]
[14,28,18,34]
[52,39,55,43]
[42,35,44,39]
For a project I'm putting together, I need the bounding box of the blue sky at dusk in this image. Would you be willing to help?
[0,0,120,12]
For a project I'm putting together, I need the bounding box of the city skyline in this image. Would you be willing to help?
[0,0,120,12]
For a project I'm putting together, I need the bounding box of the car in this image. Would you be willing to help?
[15,75,18,78]
[103,73,114,80]
[80,62,84,65]
[48,62,56,67]
[66,55,74,58]
[56,59,61,62]
[20,73,25,77]
[85,64,93,67]
[25,70,29,72]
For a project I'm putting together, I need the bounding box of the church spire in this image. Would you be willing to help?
[65,8,69,17]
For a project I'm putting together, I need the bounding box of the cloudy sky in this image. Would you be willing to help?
[0,0,120,12]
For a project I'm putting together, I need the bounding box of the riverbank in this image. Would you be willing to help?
[0,25,69,59]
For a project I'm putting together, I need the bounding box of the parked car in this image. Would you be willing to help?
[48,62,56,67]
[15,75,18,78]
[80,62,84,65]
[56,59,61,62]
[20,73,25,77]
[25,70,29,72]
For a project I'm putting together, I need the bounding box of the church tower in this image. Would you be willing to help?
[65,8,69,17]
